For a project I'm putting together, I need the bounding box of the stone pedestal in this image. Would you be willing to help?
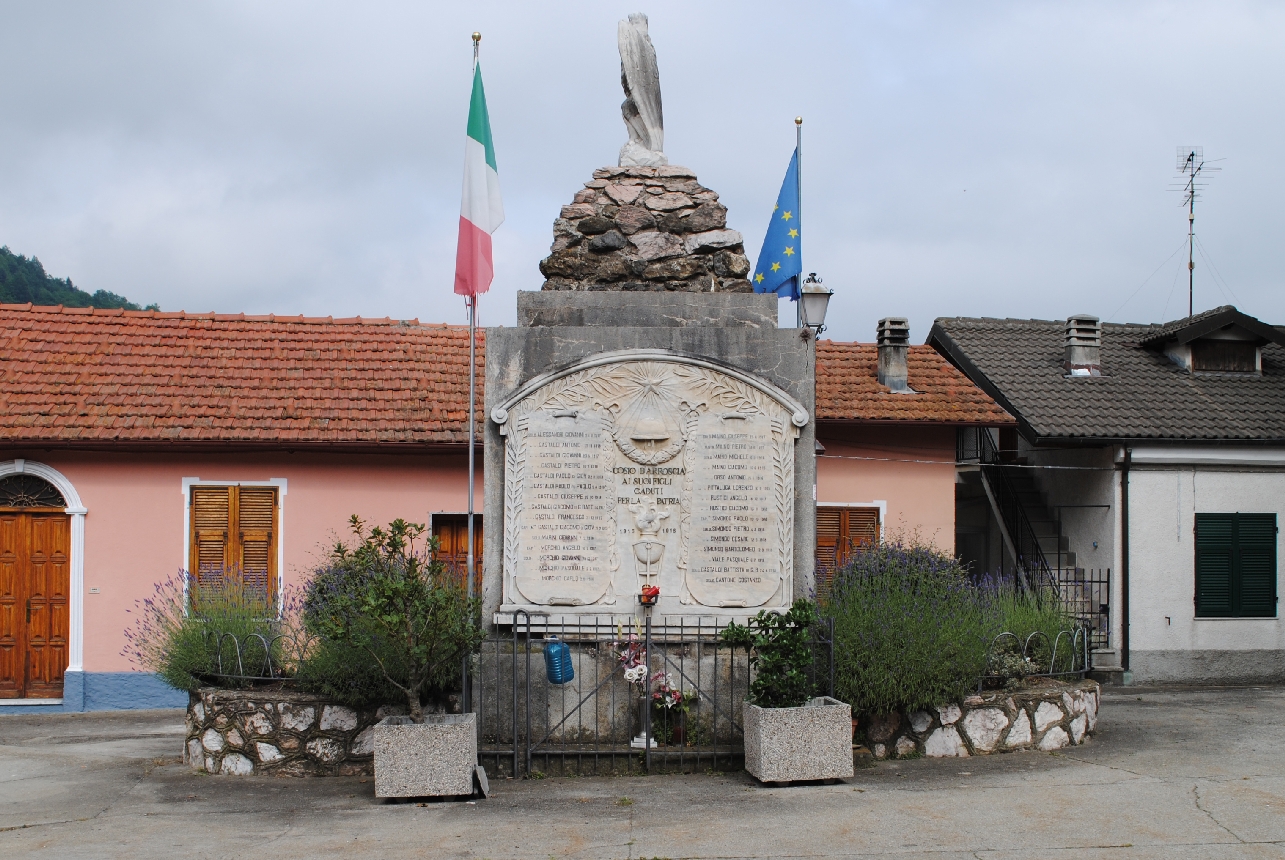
[485,157,814,632]
[483,291,815,631]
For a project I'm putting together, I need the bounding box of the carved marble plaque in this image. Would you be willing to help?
[686,413,784,607]
[495,355,804,613]
[514,409,614,605]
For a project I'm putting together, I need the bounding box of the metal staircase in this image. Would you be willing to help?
[975,430,1074,590]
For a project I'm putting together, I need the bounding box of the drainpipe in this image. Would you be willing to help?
[1120,447,1131,678]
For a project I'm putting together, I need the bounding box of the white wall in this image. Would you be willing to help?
[1127,447,1285,681]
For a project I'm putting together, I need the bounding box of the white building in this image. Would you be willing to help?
[931,306,1285,684]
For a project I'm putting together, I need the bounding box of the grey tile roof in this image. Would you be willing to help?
[928,313,1285,442]
[1137,304,1285,348]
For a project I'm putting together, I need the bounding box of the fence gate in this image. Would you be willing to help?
[472,613,833,778]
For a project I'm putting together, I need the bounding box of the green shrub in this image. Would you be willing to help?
[122,569,283,692]
[720,598,819,708]
[824,541,994,716]
[985,581,1077,682]
[292,635,406,708]
[300,516,484,721]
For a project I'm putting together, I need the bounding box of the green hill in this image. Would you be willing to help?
[0,246,155,310]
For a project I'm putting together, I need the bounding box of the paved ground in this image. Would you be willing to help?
[1,686,1284,859]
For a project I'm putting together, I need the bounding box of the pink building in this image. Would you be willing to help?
[0,305,1009,711]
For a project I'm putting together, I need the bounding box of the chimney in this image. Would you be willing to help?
[1064,314,1101,376]
[877,317,913,393]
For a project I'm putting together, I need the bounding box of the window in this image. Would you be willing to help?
[431,514,482,594]
[815,507,880,601]
[1195,513,1277,617]
[189,485,279,600]
[0,475,66,508]
[1191,340,1257,373]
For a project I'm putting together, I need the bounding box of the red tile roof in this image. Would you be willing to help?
[816,340,1013,425]
[0,304,483,447]
[0,306,1009,447]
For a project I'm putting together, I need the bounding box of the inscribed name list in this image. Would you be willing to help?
[514,410,614,605]
[686,414,780,607]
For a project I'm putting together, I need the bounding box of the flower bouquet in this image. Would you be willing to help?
[649,671,697,745]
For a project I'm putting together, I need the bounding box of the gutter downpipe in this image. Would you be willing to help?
[1120,446,1132,682]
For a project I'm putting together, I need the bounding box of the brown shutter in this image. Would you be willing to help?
[432,514,482,595]
[849,508,881,550]
[235,487,277,602]
[815,507,882,603]
[815,508,843,602]
[190,487,231,589]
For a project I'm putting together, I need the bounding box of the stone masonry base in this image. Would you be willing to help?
[184,688,407,776]
[865,680,1100,759]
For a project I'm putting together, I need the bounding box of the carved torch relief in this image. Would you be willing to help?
[496,356,804,612]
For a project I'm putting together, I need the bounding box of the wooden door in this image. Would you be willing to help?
[0,514,23,697]
[0,513,70,698]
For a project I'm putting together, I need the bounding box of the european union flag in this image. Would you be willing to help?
[752,148,801,300]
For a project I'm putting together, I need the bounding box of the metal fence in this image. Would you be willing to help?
[979,627,1092,692]
[473,612,834,778]
[1055,567,1111,651]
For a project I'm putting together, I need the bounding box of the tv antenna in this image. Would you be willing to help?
[1174,147,1219,317]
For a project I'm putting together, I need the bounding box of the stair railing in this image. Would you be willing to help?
[976,430,1056,594]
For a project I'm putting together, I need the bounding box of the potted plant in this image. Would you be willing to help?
[650,671,697,746]
[303,517,484,798]
[721,599,853,782]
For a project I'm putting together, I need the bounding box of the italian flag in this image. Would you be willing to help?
[453,63,504,297]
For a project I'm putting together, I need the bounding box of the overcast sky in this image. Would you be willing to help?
[1,2,1281,343]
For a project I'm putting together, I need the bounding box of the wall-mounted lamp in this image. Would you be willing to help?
[799,272,833,338]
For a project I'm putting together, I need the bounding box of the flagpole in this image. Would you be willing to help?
[464,30,481,715]
[795,116,802,328]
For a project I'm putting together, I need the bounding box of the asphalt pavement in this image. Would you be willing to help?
[2,685,1283,859]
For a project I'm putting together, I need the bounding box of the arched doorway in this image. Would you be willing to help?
[0,473,70,699]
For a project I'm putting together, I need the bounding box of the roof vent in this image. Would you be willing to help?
[1064,314,1101,377]
[877,317,914,393]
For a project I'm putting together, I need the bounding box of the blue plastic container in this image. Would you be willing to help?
[544,637,574,685]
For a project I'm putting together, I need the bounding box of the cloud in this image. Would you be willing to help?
[0,1,1281,341]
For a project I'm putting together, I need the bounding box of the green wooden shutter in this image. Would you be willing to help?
[1195,514,1235,617]
[1237,514,1277,617]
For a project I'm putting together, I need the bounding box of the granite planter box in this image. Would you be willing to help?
[744,696,854,783]
[373,713,477,798]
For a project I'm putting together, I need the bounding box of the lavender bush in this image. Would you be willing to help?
[825,541,995,715]
[122,568,290,692]
[825,542,1078,714]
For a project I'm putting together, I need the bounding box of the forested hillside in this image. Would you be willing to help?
[0,246,154,310]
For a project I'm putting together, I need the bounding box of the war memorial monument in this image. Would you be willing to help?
[483,14,817,632]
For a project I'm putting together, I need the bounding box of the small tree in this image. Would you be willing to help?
[302,516,483,722]
[720,599,819,708]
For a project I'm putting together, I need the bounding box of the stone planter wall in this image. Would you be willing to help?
[184,688,409,776]
[865,680,1100,759]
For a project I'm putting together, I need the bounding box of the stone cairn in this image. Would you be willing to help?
[539,165,753,293]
